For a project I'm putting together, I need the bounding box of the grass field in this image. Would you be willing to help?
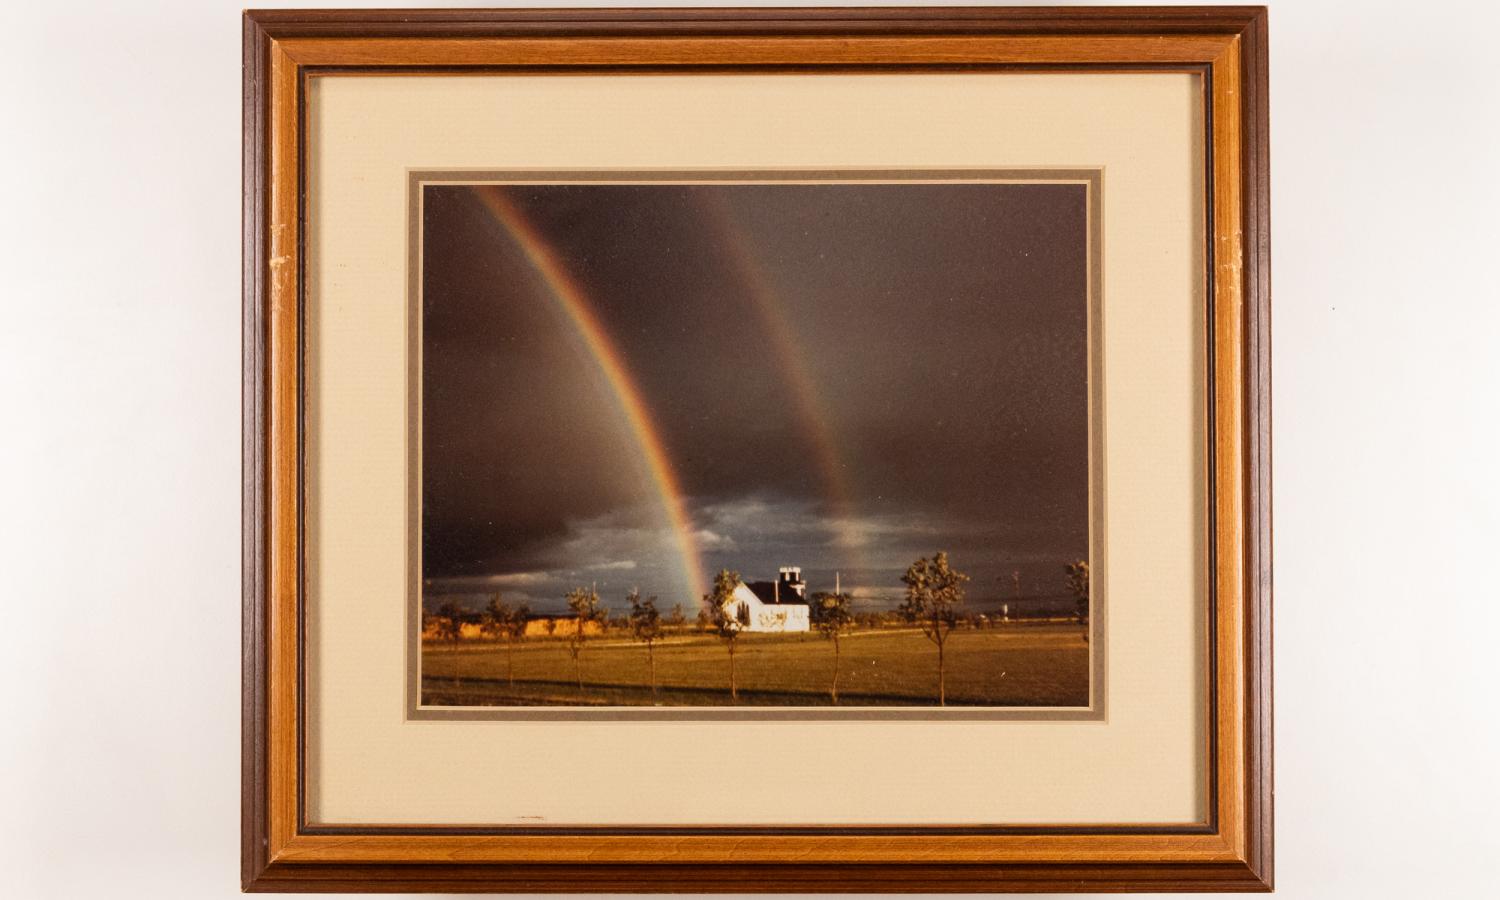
[420,623,1088,707]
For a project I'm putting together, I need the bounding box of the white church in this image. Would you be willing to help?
[721,566,812,633]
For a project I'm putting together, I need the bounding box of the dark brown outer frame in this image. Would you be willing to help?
[243,6,1271,893]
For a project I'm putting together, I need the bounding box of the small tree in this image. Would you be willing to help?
[1065,560,1090,637]
[667,603,686,630]
[899,552,969,706]
[482,594,531,687]
[626,589,665,701]
[810,591,854,703]
[564,586,605,692]
[433,599,465,687]
[702,569,746,702]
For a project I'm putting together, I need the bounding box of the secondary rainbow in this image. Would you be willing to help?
[698,192,866,577]
[469,185,707,604]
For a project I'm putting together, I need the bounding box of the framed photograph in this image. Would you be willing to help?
[243,6,1271,892]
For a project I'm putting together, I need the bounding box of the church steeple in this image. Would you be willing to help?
[777,566,806,600]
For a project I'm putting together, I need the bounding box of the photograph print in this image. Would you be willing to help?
[415,172,1100,712]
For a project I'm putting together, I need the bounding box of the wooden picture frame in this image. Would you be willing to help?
[243,6,1271,892]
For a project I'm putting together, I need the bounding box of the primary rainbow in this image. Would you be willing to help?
[468,185,707,605]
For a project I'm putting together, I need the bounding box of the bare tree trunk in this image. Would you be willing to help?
[648,642,657,702]
[831,636,841,705]
[728,641,738,703]
[937,637,946,706]
[575,617,586,692]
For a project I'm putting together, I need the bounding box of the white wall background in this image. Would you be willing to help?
[1,1,1495,897]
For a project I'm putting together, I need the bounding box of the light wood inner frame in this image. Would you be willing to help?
[260,31,1250,869]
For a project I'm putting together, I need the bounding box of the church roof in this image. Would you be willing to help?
[745,580,807,605]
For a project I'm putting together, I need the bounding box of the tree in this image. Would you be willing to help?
[702,569,746,702]
[1065,560,1090,638]
[626,589,665,701]
[899,552,970,706]
[666,603,686,629]
[810,591,855,703]
[564,586,605,692]
[433,599,466,687]
[482,594,531,688]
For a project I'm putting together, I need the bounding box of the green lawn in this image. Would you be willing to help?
[420,623,1088,707]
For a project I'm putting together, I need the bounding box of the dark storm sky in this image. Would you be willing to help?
[422,182,1089,613]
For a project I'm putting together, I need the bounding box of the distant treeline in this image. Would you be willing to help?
[421,591,1084,621]
[421,603,1078,641]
